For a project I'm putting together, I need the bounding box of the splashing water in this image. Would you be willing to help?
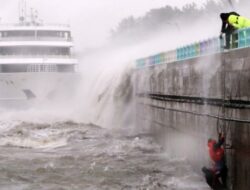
[0,121,210,190]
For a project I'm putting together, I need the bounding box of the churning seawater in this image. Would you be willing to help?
[0,120,210,190]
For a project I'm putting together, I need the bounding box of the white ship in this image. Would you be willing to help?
[0,1,80,108]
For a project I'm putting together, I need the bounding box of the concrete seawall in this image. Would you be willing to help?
[135,48,250,190]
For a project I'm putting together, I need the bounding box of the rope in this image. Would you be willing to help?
[216,105,223,135]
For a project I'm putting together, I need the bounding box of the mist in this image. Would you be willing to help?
[0,1,249,189]
[0,0,246,128]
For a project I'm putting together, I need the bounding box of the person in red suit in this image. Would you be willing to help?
[202,133,228,189]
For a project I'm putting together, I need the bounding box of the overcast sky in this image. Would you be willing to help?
[0,0,211,48]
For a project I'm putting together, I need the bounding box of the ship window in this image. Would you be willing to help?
[1,31,35,38]
[27,64,57,72]
[37,31,63,38]
[27,64,39,72]
[1,64,28,72]
[64,32,68,39]
[0,47,70,57]
[57,64,75,72]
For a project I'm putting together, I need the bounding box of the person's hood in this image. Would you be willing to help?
[220,13,230,21]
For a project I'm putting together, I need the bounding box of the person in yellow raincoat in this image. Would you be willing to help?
[220,12,250,49]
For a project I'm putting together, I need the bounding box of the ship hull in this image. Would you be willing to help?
[0,72,81,109]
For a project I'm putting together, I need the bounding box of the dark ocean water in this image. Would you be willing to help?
[0,121,210,190]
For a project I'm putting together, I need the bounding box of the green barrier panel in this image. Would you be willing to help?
[191,44,195,57]
[187,45,191,58]
[192,44,196,57]
[182,47,185,59]
[185,46,189,59]
[246,28,250,37]
[156,54,161,64]
[188,45,191,57]
[246,28,250,47]
[246,38,250,47]
[239,29,246,40]
[239,39,245,48]
[158,54,162,63]
[195,43,200,56]
[178,48,182,60]
[190,45,194,57]
[193,43,197,56]
[160,53,165,63]
[136,59,145,68]
[154,55,158,64]
[181,47,185,59]
[156,55,159,64]
[177,48,180,60]
[238,29,246,48]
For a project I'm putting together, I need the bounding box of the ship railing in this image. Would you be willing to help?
[0,54,76,59]
[136,27,250,69]
[0,36,73,42]
[0,23,70,28]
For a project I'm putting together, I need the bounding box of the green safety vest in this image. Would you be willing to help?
[228,15,250,29]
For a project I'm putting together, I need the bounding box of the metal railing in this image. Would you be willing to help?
[0,23,70,28]
[0,54,75,59]
[136,27,250,68]
[0,36,72,42]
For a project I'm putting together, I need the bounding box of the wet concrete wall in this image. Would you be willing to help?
[135,48,250,190]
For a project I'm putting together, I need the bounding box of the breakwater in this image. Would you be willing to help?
[135,47,250,190]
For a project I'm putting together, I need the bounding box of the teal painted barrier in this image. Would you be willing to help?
[136,27,250,68]
[238,29,246,48]
[136,59,145,68]
[237,27,250,48]
[160,53,165,63]
[246,28,250,47]
[156,54,161,64]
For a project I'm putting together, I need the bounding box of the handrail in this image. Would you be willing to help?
[0,23,70,28]
[0,55,75,59]
[136,27,250,68]
[0,36,72,42]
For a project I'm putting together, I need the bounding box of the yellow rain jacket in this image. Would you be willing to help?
[228,15,250,29]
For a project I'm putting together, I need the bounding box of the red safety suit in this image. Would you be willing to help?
[208,139,225,164]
